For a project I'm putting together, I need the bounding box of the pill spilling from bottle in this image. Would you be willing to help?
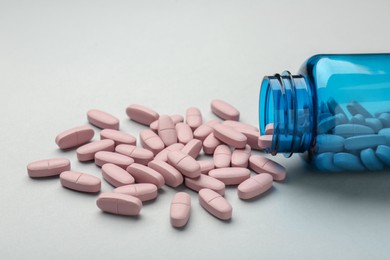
[27,99,285,228]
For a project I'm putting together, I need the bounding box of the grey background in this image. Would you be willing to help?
[1,0,390,259]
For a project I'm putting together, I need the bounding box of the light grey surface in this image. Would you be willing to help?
[1,0,390,259]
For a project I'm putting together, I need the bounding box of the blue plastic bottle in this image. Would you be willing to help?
[259,53,390,171]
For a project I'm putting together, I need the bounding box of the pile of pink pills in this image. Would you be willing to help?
[27,99,286,228]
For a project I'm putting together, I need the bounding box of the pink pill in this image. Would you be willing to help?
[76,139,115,162]
[258,135,273,150]
[193,120,220,141]
[208,167,250,185]
[197,160,215,174]
[170,192,191,228]
[87,109,119,130]
[140,129,165,155]
[199,188,232,220]
[94,151,134,169]
[237,173,273,200]
[203,133,222,155]
[115,144,154,165]
[235,127,262,150]
[113,183,158,202]
[126,104,159,126]
[211,99,240,121]
[184,174,225,195]
[213,124,247,149]
[181,139,202,159]
[27,158,70,178]
[100,129,136,146]
[60,171,101,193]
[96,193,142,216]
[186,107,202,130]
[102,163,135,187]
[55,125,94,150]
[158,115,178,146]
[148,160,183,188]
[249,155,286,181]
[175,122,193,144]
[213,145,231,168]
[265,123,274,135]
[150,114,184,132]
[222,120,259,132]
[126,163,165,189]
[231,145,251,168]
[167,150,201,178]
[154,143,184,162]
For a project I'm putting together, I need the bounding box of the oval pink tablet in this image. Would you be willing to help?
[170,192,191,228]
[60,171,101,193]
[197,160,215,174]
[222,120,259,132]
[126,163,165,189]
[198,188,232,220]
[126,104,159,126]
[231,145,251,168]
[55,125,94,150]
[213,124,247,149]
[147,160,183,188]
[94,151,134,169]
[208,167,250,185]
[76,139,115,162]
[175,123,193,144]
[186,107,202,130]
[249,155,286,181]
[258,135,273,150]
[265,123,274,135]
[184,174,225,195]
[235,127,262,150]
[27,158,71,178]
[181,139,202,158]
[193,120,220,141]
[87,109,119,130]
[140,129,165,155]
[154,143,184,161]
[158,115,178,146]
[115,144,154,165]
[113,183,158,202]
[96,193,142,216]
[213,145,231,168]
[100,129,136,146]
[150,114,184,132]
[211,99,240,121]
[167,150,201,178]
[237,173,273,200]
[203,133,222,155]
[102,163,135,187]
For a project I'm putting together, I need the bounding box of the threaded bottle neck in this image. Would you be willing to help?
[259,71,315,156]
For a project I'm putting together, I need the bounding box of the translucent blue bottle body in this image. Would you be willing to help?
[259,54,390,171]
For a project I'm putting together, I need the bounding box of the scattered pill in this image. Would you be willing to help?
[344,134,387,150]
[333,153,365,171]
[126,163,165,189]
[148,160,183,188]
[235,127,262,150]
[113,183,158,202]
[181,139,202,159]
[126,104,159,126]
[150,114,184,131]
[27,158,71,178]
[237,173,273,200]
[193,120,220,141]
[94,151,134,169]
[265,123,274,135]
[231,145,251,168]
[154,143,184,162]
[158,115,178,146]
[186,107,203,130]
[197,160,215,174]
[100,129,136,146]
[140,129,165,155]
[258,135,273,150]
[208,167,250,185]
[376,145,390,166]
[213,124,247,149]
[60,171,101,193]
[170,192,191,228]
[115,144,154,165]
[55,125,95,150]
[203,133,222,155]
[87,109,119,130]
[175,122,193,144]
[167,150,201,178]
[76,139,115,162]
[222,120,259,132]
[198,188,232,220]
[213,144,231,168]
[211,99,240,121]
[185,174,225,195]
[249,155,286,181]
[360,148,384,171]
[102,163,135,187]
[96,193,142,216]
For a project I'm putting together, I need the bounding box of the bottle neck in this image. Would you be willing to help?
[259,71,315,156]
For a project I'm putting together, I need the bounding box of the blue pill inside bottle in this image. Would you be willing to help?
[259,53,390,171]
